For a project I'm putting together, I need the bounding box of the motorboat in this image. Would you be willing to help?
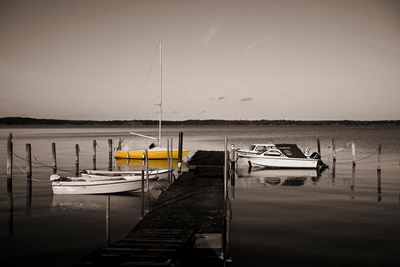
[237,143,327,169]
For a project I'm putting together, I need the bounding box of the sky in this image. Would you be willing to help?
[1,0,400,121]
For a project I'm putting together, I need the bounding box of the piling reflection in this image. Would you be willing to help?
[26,179,32,217]
[331,161,336,186]
[377,170,382,202]
[7,189,13,235]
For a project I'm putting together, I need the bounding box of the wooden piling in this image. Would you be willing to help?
[230,144,236,186]
[145,150,149,193]
[316,134,321,155]
[377,143,382,172]
[140,170,145,219]
[7,133,13,190]
[26,144,32,180]
[178,132,183,173]
[93,140,97,170]
[352,142,356,166]
[224,137,228,201]
[117,138,123,150]
[331,138,336,162]
[108,139,112,171]
[166,139,171,182]
[75,144,79,176]
[169,138,174,181]
[52,143,57,174]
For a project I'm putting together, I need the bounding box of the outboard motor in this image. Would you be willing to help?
[310,152,321,159]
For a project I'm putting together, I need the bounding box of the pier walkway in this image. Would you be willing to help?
[71,150,230,267]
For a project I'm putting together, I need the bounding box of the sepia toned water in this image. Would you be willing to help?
[0,125,399,266]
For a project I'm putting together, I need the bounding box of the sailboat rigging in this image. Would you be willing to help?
[115,41,190,160]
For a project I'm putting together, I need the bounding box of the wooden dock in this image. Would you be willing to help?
[70,150,230,267]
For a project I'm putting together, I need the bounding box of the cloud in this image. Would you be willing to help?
[245,35,278,53]
[241,97,252,102]
[217,97,225,100]
[201,16,225,47]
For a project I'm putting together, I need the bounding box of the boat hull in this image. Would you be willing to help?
[51,179,146,195]
[50,174,158,195]
[240,155,319,169]
[115,148,190,160]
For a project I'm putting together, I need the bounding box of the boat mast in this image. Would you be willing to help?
[158,40,162,147]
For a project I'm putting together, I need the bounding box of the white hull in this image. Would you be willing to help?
[84,169,170,176]
[240,155,319,169]
[50,174,156,195]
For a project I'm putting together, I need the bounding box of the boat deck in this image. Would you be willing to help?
[70,150,228,267]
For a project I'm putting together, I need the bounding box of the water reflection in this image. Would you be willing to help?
[50,192,157,213]
[238,168,321,187]
[377,170,382,202]
[115,158,187,169]
[7,189,13,235]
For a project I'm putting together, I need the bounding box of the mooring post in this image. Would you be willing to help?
[178,132,183,173]
[7,133,13,191]
[167,139,171,183]
[75,144,79,176]
[170,138,174,181]
[230,144,236,186]
[224,137,228,201]
[93,140,97,170]
[316,134,321,155]
[117,138,122,150]
[331,138,336,162]
[140,170,145,219]
[377,143,382,172]
[26,144,32,180]
[352,142,356,167]
[108,139,112,171]
[145,150,149,192]
[52,143,57,174]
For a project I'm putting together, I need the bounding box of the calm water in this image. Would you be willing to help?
[0,125,399,266]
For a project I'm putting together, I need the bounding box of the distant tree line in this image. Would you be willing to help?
[0,117,399,126]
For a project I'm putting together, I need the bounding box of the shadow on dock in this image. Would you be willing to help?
[70,150,231,267]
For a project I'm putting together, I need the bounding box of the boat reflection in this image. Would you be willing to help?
[115,158,187,169]
[238,168,322,187]
[50,190,158,213]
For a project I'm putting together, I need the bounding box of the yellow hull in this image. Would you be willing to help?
[115,149,190,160]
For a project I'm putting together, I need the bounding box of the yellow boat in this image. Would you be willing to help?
[115,146,190,160]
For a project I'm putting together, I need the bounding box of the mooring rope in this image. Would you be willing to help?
[11,159,52,183]
[79,146,109,157]
[12,152,73,173]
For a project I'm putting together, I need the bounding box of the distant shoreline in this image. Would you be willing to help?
[0,117,399,126]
